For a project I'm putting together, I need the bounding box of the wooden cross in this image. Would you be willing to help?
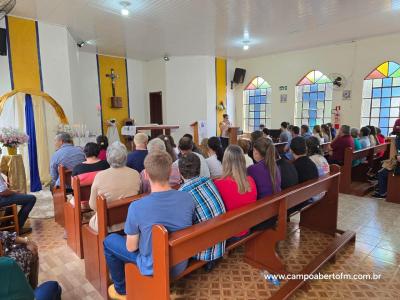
[106,68,119,97]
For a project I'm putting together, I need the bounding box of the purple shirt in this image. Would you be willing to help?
[247,161,281,199]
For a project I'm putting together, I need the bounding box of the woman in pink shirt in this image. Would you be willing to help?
[96,135,108,161]
[214,145,257,238]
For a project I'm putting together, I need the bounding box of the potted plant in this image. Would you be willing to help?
[0,127,29,155]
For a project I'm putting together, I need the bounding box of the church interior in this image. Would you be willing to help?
[0,0,400,299]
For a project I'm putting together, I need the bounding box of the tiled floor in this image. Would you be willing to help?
[28,194,400,299]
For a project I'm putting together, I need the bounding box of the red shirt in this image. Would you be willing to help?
[214,176,257,236]
[377,134,386,157]
[330,134,354,164]
[98,149,107,161]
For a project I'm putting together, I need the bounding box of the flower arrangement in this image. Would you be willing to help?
[0,127,29,148]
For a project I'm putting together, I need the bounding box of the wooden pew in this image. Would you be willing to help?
[125,165,356,300]
[82,193,145,298]
[52,165,72,227]
[386,171,400,204]
[0,204,19,234]
[64,177,92,258]
[340,143,390,196]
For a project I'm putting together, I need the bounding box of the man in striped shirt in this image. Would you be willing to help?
[178,153,226,265]
[50,132,85,188]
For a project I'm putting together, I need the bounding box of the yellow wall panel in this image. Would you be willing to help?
[7,16,41,91]
[215,58,227,135]
[97,55,129,137]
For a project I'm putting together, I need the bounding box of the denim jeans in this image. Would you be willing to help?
[34,281,62,300]
[378,168,389,195]
[103,233,138,295]
[0,193,36,228]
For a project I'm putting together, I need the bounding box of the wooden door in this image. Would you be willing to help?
[149,92,163,137]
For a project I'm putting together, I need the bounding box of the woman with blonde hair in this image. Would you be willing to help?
[247,137,281,199]
[313,125,324,143]
[214,145,257,237]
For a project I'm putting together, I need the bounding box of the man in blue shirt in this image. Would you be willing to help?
[301,124,312,139]
[49,132,85,188]
[126,133,148,173]
[104,151,194,298]
[178,153,226,264]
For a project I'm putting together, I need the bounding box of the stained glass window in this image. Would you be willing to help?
[361,61,400,136]
[243,77,272,132]
[295,70,333,128]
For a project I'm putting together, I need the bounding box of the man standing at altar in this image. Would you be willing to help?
[50,132,85,189]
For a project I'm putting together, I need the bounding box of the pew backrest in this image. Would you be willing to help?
[165,164,340,268]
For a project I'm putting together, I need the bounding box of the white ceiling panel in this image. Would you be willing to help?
[8,0,400,60]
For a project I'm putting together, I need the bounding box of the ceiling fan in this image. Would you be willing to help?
[0,0,15,20]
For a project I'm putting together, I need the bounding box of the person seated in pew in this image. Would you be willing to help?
[328,125,354,165]
[248,130,264,161]
[321,124,331,142]
[301,125,312,139]
[262,128,273,141]
[165,135,179,157]
[313,125,325,144]
[214,145,257,240]
[276,154,299,190]
[247,137,281,199]
[307,137,330,200]
[0,257,62,300]
[182,133,202,155]
[279,122,292,143]
[140,138,181,192]
[96,135,109,161]
[237,139,254,168]
[88,142,141,233]
[359,126,371,149]
[174,137,210,178]
[283,125,300,160]
[376,127,386,158]
[367,125,379,146]
[291,137,319,183]
[50,132,86,190]
[159,134,178,162]
[350,128,362,167]
[126,133,148,173]
[0,175,36,235]
[72,142,110,185]
[205,137,224,178]
[178,153,226,270]
[199,138,210,159]
[0,231,39,287]
[288,137,319,213]
[104,151,195,298]
[327,123,336,139]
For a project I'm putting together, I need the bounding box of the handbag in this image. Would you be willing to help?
[382,157,398,171]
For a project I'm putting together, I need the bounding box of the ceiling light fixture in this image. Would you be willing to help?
[242,41,250,51]
[120,1,131,16]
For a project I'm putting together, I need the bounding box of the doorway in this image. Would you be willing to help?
[149,91,163,137]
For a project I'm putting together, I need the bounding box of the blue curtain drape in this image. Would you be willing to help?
[25,94,42,192]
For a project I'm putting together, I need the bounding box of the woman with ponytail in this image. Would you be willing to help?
[205,137,224,178]
[158,135,178,162]
[96,135,109,161]
[247,137,281,199]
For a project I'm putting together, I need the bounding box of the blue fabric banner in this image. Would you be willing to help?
[25,94,42,192]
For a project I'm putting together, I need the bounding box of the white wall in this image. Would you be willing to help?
[165,56,216,139]
[127,59,146,125]
[234,32,400,130]
[76,51,102,135]
[143,59,166,124]
[38,22,75,123]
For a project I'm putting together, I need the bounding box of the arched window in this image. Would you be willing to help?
[361,61,400,136]
[243,77,272,132]
[295,70,333,128]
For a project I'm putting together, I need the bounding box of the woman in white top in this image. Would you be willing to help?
[205,137,223,178]
[306,137,329,201]
[312,125,325,144]
[238,139,254,168]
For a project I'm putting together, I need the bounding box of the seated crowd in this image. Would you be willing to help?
[1,118,399,299]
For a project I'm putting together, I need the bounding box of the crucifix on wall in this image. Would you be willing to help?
[106,68,123,108]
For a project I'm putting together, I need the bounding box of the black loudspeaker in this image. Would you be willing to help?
[0,28,7,56]
[233,68,246,84]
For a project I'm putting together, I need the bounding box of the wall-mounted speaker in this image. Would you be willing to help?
[233,68,246,84]
[0,28,7,56]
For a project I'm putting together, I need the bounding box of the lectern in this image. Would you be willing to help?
[228,126,240,145]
